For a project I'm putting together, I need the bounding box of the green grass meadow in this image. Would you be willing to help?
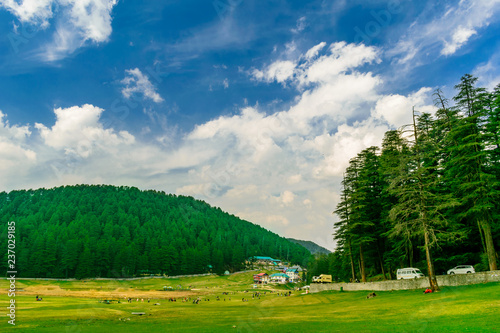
[1,273,499,332]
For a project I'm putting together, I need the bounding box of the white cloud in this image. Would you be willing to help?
[390,0,500,63]
[291,16,307,34]
[304,42,326,60]
[287,174,302,184]
[441,26,477,56]
[473,50,500,90]
[252,60,297,84]
[35,104,135,158]
[302,119,390,180]
[0,0,54,28]
[270,190,296,206]
[222,185,260,200]
[0,110,31,141]
[266,215,290,227]
[121,68,164,103]
[0,0,119,61]
[372,87,436,127]
[0,111,36,189]
[300,42,380,85]
[281,190,295,205]
[0,103,220,191]
[61,0,117,43]
[252,42,380,87]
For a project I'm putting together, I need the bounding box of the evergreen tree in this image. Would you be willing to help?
[447,75,499,270]
[75,246,94,279]
[334,176,357,282]
[389,111,457,291]
[379,129,410,276]
[334,147,385,282]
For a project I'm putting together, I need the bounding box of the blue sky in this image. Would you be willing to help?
[1,0,499,250]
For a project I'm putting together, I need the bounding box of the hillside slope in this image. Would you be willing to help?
[287,238,331,255]
[0,185,310,278]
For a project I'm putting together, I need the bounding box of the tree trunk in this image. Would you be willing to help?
[477,220,487,255]
[424,226,439,291]
[414,107,439,291]
[408,242,413,267]
[348,239,356,282]
[359,244,366,282]
[481,219,498,271]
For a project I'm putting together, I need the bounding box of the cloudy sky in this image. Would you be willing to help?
[1,0,499,250]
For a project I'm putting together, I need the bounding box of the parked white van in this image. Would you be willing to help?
[397,268,425,279]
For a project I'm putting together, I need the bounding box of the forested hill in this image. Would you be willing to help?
[0,185,311,279]
[287,238,331,255]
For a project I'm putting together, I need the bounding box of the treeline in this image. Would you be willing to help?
[330,75,499,289]
[0,185,311,278]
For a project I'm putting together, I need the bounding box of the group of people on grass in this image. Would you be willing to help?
[102,289,295,306]
[125,298,151,303]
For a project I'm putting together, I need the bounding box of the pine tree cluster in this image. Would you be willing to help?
[328,75,500,285]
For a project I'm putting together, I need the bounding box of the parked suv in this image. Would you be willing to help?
[447,265,475,275]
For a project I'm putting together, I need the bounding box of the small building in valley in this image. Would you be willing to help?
[269,273,290,284]
[253,272,269,284]
[285,267,301,283]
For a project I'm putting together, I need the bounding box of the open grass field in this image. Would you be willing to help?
[1,272,499,332]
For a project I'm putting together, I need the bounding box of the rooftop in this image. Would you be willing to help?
[270,273,290,278]
[251,256,281,262]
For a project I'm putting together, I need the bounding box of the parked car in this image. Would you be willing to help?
[396,268,425,279]
[447,265,475,275]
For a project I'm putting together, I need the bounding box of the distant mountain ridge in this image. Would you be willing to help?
[287,238,331,255]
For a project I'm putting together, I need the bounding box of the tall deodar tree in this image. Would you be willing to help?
[388,111,457,291]
[445,74,499,271]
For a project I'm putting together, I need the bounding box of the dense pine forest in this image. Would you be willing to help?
[0,185,311,278]
[314,75,499,289]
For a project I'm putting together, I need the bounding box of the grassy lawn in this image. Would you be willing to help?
[3,271,268,292]
[1,274,498,332]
